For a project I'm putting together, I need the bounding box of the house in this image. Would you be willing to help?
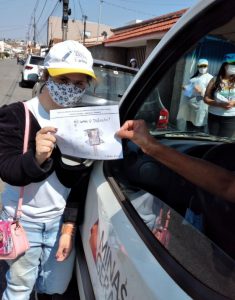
[88,9,187,67]
[0,41,13,58]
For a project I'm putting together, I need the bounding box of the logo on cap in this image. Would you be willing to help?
[62,50,88,65]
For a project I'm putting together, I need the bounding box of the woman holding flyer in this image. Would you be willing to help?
[204,53,235,138]
[0,40,96,300]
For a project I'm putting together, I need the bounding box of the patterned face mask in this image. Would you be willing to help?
[46,77,86,107]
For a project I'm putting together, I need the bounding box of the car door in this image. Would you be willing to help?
[76,1,235,299]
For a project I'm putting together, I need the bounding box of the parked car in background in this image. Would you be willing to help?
[32,59,138,106]
[75,0,235,300]
[21,54,44,87]
[84,59,137,106]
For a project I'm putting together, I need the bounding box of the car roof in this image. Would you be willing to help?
[93,59,138,73]
[26,55,44,62]
[28,54,44,58]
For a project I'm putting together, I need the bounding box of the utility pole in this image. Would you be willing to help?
[33,13,36,47]
[96,0,103,43]
[83,15,87,45]
[50,22,53,41]
[62,0,71,41]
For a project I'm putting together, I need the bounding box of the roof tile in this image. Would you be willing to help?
[105,9,187,44]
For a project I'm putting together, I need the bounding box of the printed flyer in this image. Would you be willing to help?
[50,105,123,160]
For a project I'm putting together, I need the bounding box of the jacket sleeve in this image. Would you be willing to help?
[63,164,93,224]
[0,102,54,186]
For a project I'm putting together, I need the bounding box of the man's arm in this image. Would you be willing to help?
[117,120,235,203]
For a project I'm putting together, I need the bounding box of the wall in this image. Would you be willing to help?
[146,39,160,58]
[47,16,112,44]
[89,44,127,65]
[89,44,149,68]
[0,41,4,52]
[127,46,146,67]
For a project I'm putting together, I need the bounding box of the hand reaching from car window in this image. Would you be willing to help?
[117,120,235,203]
[117,120,157,154]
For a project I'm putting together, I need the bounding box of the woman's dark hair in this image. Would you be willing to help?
[191,70,199,79]
[213,62,235,92]
[42,68,49,81]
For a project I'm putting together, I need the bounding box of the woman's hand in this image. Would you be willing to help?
[55,223,76,261]
[55,234,73,262]
[194,84,202,94]
[219,101,235,110]
[229,100,235,108]
[35,127,57,165]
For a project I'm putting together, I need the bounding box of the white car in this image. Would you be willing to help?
[75,1,235,299]
[21,55,44,87]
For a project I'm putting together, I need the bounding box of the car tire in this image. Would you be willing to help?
[20,74,27,87]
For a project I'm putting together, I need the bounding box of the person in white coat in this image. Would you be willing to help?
[180,58,213,131]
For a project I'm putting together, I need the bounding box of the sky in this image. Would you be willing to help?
[0,0,199,44]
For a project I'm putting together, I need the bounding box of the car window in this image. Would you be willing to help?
[86,64,136,102]
[110,9,235,300]
[29,56,44,66]
[125,187,235,298]
[136,20,235,141]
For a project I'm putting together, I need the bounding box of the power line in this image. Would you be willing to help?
[36,0,48,24]
[37,0,61,38]
[71,0,83,39]
[77,0,84,18]
[108,0,194,4]
[103,0,155,17]
[26,0,39,42]
[26,14,34,42]
[34,0,40,12]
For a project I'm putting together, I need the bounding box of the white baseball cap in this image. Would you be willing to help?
[130,58,137,63]
[197,58,209,66]
[44,40,96,79]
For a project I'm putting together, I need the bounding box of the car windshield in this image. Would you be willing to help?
[135,18,235,142]
[29,56,44,66]
[86,63,137,102]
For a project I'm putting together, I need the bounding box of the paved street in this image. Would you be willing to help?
[0,58,32,194]
[0,59,79,300]
[0,58,32,106]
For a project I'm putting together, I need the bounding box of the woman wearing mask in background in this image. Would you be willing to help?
[204,53,235,138]
[129,58,139,69]
[0,40,95,300]
[181,58,213,132]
